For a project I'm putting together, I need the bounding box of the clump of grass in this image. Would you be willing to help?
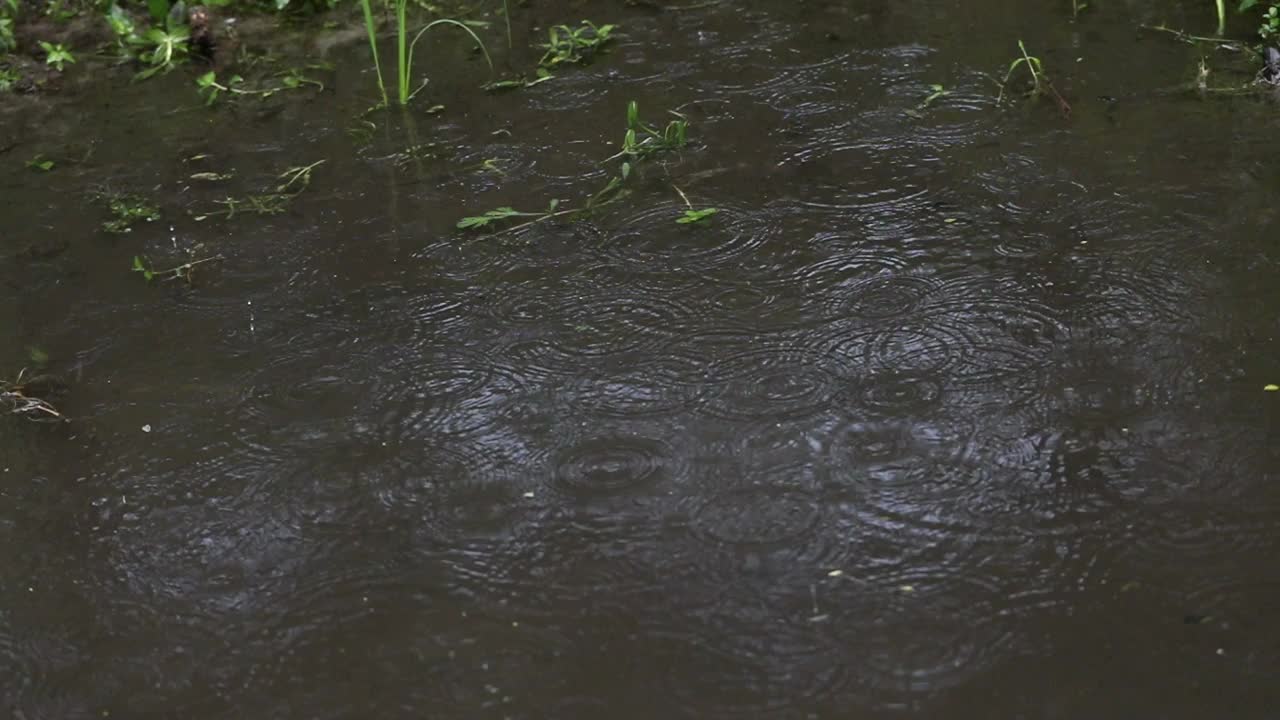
[538,21,617,69]
[356,0,493,106]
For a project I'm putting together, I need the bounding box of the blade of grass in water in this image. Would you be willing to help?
[358,0,387,105]
[403,19,494,104]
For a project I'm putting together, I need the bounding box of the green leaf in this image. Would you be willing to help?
[26,156,54,171]
[676,207,719,224]
[27,346,49,366]
[1265,384,1279,391]
[1240,0,1259,10]
[147,0,169,24]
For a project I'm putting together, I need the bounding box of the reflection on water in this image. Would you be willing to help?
[3,0,1280,717]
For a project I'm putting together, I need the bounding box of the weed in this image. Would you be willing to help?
[459,100,688,233]
[0,66,16,92]
[609,100,688,162]
[196,68,323,105]
[134,25,190,79]
[904,83,950,118]
[538,21,617,69]
[672,184,717,224]
[100,193,160,233]
[456,204,551,230]
[39,41,75,71]
[26,156,54,171]
[1240,0,1280,39]
[1,369,67,423]
[195,160,324,220]
[356,0,493,106]
[996,40,1071,115]
[132,254,223,283]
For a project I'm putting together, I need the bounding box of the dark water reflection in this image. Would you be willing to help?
[4,0,1280,716]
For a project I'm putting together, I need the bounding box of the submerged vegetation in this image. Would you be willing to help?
[99,192,160,233]
[1,369,67,423]
[458,100,690,233]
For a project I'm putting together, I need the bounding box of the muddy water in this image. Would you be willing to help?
[4,0,1280,716]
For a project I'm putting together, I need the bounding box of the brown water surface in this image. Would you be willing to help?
[3,0,1280,717]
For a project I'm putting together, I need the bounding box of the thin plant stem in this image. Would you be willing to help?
[358,0,388,105]
[397,0,408,104]
[1216,0,1226,35]
[503,0,512,49]
[403,19,494,105]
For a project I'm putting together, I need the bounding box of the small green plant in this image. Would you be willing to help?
[996,40,1071,114]
[538,20,617,69]
[356,0,493,106]
[609,100,688,162]
[100,193,160,233]
[1071,0,1088,18]
[1239,0,1280,38]
[196,70,239,103]
[905,83,950,117]
[26,156,54,171]
[672,185,717,224]
[134,25,190,79]
[39,41,75,72]
[132,254,223,283]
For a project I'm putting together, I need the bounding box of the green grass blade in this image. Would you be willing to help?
[405,18,495,104]
[357,0,387,105]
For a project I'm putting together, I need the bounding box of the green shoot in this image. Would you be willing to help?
[1216,0,1226,34]
[609,100,688,162]
[38,41,74,71]
[502,0,512,49]
[905,83,950,118]
[401,17,493,104]
[672,184,718,224]
[357,0,387,105]
[997,40,1071,115]
[26,156,54,171]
